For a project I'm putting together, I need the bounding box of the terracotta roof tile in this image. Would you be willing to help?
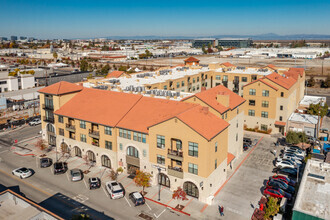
[38,81,83,95]
[265,72,297,90]
[222,62,235,67]
[106,71,125,78]
[184,57,200,62]
[275,121,286,126]
[185,85,245,114]
[243,77,279,91]
[227,153,235,165]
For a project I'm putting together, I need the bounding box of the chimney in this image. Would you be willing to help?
[216,92,230,107]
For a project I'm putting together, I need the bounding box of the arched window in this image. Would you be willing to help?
[183,181,199,198]
[158,173,170,187]
[60,142,69,153]
[127,146,139,158]
[86,150,96,162]
[74,146,82,157]
[101,155,111,168]
[47,123,55,133]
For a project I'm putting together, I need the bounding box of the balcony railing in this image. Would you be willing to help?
[43,116,54,123]
[89,129,100,139]
[91,142,99,147]
[168,166,183,179]
[69,135,75,140]
[167,149,183,161]
[42,104,54,110]
[65,123,76,132]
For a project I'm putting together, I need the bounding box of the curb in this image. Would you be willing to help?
[145,197,191,216]
[14,152,36,157]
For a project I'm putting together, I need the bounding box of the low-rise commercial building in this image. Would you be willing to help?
[217,38,253,48]
[287,113,319,137]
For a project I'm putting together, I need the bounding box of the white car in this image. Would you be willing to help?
[277,156,302,165]
[29,118,41,126]
[275,161,295,169]
[106,181,124,199]
[284,149,305,157]
[12,167,32,179]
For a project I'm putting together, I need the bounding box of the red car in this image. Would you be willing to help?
[263,188,284,199]
[271,175,296,186]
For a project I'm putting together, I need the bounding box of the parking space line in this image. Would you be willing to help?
[118,174,128,182]
[102,185,109,197]
[83,179,88,189]
[154,209,166,219]
[151,186,165,199]
[181,198,193,211]
[123,180,133,188]
[124,196,131,207]
[146,201,151,210]
[200,204,208,213]
[166,198,173,205]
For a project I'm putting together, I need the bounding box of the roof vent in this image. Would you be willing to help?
[307,173,325,182]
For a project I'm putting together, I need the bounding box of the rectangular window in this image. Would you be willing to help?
[119,128,123,137]
[188,142,198,157]
[215,159,217,169]
[80,120,86,129]
[249,100,255,106]
[223,75,228,81]
[80,134,86,143]
[280,105,283,110]
[176,140,182,150]
[279,116,283,121]
[59,128,64,136]
[58,116,63,123]
[261,124,268,131]
[188,163,198,175]
[142,134,146,143]
[105,126,112,135]
[197,77,199,82]
[105,141,112,150]
[216,75,221,80]
[119,128,130,139]
[249,89,256,95]
[177,82,180,88]
[262,90,269,97]
[215,142,218,152]
[157,135,165,149]
[262,101,269,108]
[197,85,200,90]
[157,155,165,165]
[163,85,167,90]
[248,110,255,116]
[193,78,195,83]
[127,131,131,139]
[281,92,284,97]
[138,133,142,142]
[123,129,127,138]
[181,81,184,86]
[261,111,268,118]
[133,132,138,141]
[242,77,247,82]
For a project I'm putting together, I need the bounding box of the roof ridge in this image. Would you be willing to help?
[56,81,62,95]
[114,95,144,127]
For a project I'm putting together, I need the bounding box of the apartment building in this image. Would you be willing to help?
[39,81,236,203]
[242,68,305,134]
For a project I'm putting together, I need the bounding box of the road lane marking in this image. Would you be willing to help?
[124,196,131,207]
[102,186,109,197]
[83,179,88,189]
[154,209,166,218]
[146,201,151,210]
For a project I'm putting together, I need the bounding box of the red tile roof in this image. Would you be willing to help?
[227,153,235,165]
[243,78,279,91]
[38,81,83,95]
[54,87,229,140]
[222,62,235,67]
[275,121,286,126]
[106,71,125,78]
[184,85,245,114]
[265,72,297,90]
[283,68,304,79]
[184,57,200,62]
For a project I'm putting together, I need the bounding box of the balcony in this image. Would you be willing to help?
[89,129,100,139]
[43,116,54,123]
[167,149,183,161]
[91,142,99,147]
[42,104,54,111]
[69,135,75,140]
[126,155,140,167]
[65,123,76,132]
[168,166,183,179]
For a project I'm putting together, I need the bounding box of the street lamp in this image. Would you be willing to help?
[157,167,161,201]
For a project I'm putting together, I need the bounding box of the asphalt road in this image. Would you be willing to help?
[0,125,41,147]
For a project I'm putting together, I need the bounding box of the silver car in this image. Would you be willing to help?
[70,169,82,182]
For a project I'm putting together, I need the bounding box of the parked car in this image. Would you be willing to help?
[40,158,52,168]
[243,137,252,145]
[53,162,67,174]
[106,181,124,199]
[89,177,101,190]
[263,187,292,200]
[273,167,298,178]
[283,149,305,157]
[243,143,249,151]
[270,175,296,186]
[29,118,41,126]
[70,169,83,182]
[275,160,295,169]
[277,157,302,166]
[279,153,304,161]
[266,180,295,194]
[284,147,305,155]
[129,191,145,206]
[12,167,32,179]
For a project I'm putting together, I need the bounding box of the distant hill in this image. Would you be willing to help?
[103,33,330,40]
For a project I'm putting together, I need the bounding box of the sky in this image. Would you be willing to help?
[0,0,329,39]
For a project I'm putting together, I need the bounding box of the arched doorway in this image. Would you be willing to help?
[183,181,199,198]
[86,150,96,162]
[60,142,69,154]
[126,146,140,176]
[158,173,170,188]
[101,155,111,168]
[74,146,82,157]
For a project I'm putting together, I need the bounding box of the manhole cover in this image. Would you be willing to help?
[138,213,153,220]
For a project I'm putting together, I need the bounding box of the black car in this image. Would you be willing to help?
[243,137,252,145]
[40,158,52,168]
[129,192,145,206]
[266,179,295,194]
[53,162,67,174]
[243,143,249,151]
[89,177,101,190]
[273,167,297,178]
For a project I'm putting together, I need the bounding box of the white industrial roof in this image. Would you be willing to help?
[300,95,327,106]
[288,113,318,125]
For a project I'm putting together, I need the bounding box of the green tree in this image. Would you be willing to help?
[307,103,328,117]
[133,170,152,194]
[80,60,88,72]
[202,44,207,54]
[263,197,280,220]
[286,131,301,144]
[101,64,110,75]
[307,77,315,87]
[118,65,127,72]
